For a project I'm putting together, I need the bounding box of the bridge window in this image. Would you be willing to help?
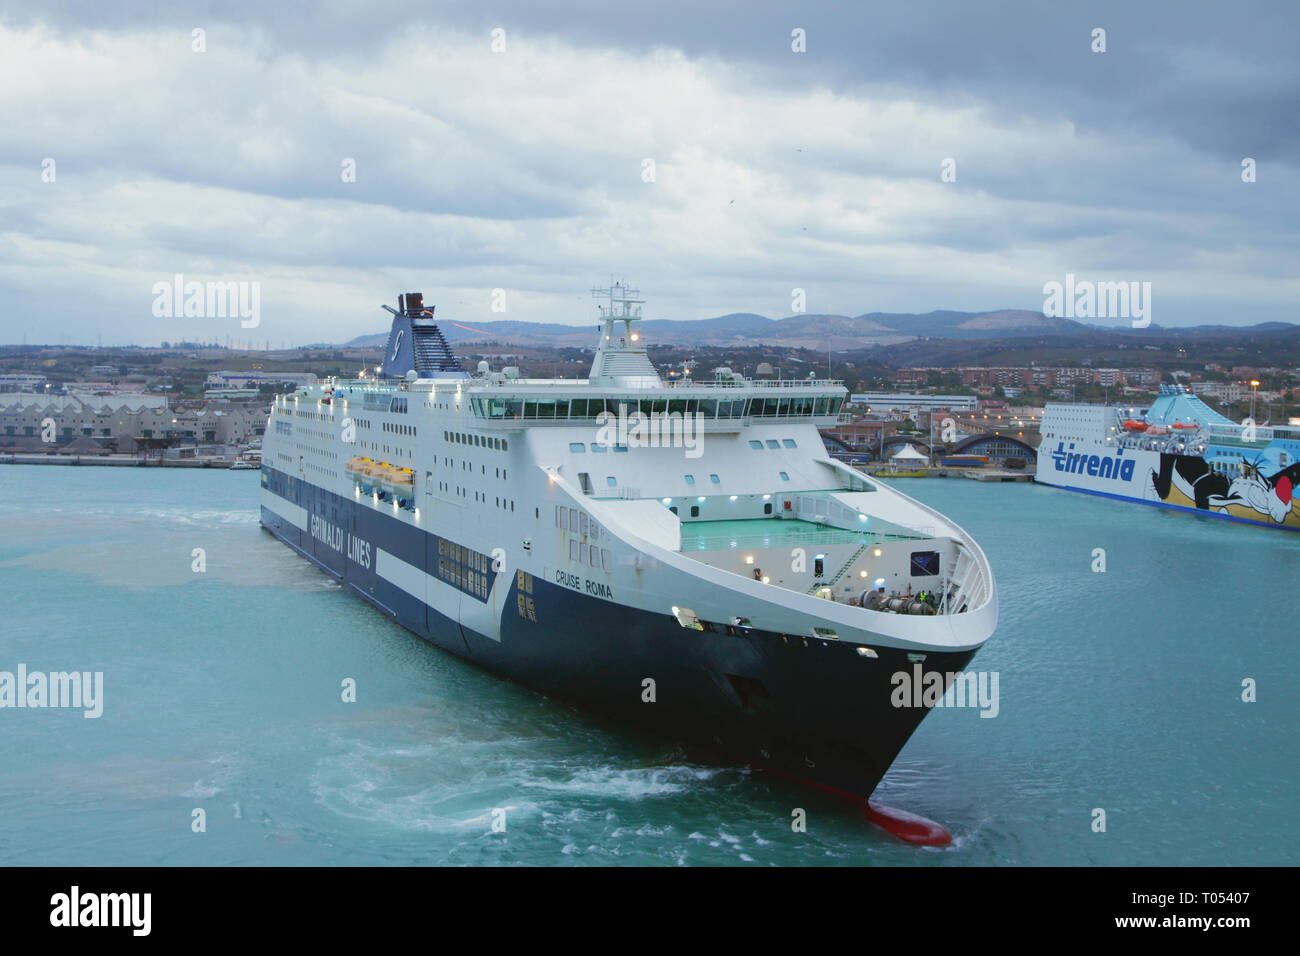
[749,440,763,449]
[569,442,586,453]
[606,476,617,487]
[684,475,695,485]
[709,474,720,483]
[783,439,797,448]
[766,439,780,449]
[779,471,790,481]
[591,443,607,453]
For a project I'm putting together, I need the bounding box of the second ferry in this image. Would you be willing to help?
[259,285,998,814]
[1038,385,1300,531]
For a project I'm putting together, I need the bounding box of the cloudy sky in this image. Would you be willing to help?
[1,1,1297,346]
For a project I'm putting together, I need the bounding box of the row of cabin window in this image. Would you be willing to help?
[446,430,508,452]
[437,457,507,480]
[566,439,797,454]
[586,471,790,488]
[568,442,629,453]
[570,540,612,570]
[555,506,605,541]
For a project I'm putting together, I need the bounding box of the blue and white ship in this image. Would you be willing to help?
[1037,385,1300,531]
[259,286,998,810]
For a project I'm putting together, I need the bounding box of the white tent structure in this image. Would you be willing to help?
[889,443,927,461]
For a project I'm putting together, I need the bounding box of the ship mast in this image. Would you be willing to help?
[588,280,661,388]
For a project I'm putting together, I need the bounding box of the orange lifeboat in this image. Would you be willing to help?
[1170,421,1198,430]
[1122,419,1147,431]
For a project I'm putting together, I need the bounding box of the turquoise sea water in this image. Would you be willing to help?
[0,465,1296,866]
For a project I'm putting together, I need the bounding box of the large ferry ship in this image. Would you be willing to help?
[259,285,998,815]
[1037,385,1300,531]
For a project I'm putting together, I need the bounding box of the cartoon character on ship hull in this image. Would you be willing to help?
[1148,454,1299,526]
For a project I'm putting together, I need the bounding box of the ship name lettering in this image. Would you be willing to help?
[310,514,344,553]
[1051,442,1135,482]
[347,534,371,569]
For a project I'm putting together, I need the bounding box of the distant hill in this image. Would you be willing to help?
[342,308,1294,350]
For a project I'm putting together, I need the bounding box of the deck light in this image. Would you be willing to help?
[729,495,738,501]
[662,497,672,505]
[744,555,754,564]
[872,547,883,557]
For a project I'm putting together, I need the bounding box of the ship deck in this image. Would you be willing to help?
[676,517,930,553]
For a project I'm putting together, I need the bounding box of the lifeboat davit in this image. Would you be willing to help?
[1144,425,1169,436]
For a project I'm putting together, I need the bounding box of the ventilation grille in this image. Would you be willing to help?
[411,324,463,375]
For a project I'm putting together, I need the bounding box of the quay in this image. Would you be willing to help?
[863,465,1033,482]
[0,453,255,469]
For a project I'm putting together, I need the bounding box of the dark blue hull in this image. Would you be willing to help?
[260,467,978,801]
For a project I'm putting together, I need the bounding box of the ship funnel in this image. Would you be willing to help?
[378,292,469,380]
